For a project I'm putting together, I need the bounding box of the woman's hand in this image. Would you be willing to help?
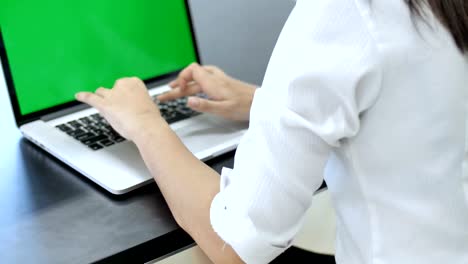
[158,63,256,121]
[75,77,162,141]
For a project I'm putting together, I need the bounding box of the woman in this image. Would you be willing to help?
[76,0,468,263]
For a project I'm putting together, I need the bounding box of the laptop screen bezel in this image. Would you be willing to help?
[0,0,201,127]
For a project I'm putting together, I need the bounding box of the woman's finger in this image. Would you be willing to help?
[203,65,224,75]
[158,82,201,102]
[176,62,201,90]
[75,92,106,110]
[187,97,226,116]
[95,87,110,97]
[168,80,197,90]
[169,80,178,88]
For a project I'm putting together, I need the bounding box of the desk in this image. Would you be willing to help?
[0,83,236,263]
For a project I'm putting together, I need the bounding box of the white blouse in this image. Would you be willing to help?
[210,0,468,263]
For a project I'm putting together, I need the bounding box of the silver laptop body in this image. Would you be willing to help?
[17,85,246,194]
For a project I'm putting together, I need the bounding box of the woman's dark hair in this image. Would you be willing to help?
[406,0,468,52]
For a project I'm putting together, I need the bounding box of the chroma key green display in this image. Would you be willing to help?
[0,0,197,115]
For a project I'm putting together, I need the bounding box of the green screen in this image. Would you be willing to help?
[0,0,197,115]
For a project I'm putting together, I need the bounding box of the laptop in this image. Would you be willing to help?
[0,1,247,194]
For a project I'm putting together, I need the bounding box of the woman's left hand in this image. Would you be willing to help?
[75,77,162,141]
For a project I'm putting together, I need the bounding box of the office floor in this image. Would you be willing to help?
[151,190,336,264]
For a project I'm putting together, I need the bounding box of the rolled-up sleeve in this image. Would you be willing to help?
[210,0,382,263]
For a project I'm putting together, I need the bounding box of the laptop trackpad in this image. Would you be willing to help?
[172,114,244,154]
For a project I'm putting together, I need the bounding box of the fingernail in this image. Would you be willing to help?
[75,93,82,100]
[188,97,199,108]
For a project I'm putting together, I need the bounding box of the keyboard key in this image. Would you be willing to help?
[67,128,87,138]
[79,117,93,125]
[56,124,72,132]
[165,112,189,124]
[75,132,96,141]
[113,136,125,142]
[176,108,194,116]
[106,131,121,138]
[88,143,103,151]
[102,124,114,131]
[175,98,187,105]
[99,139,114,147]
[81,135,108,145]
[87,128,103,135]
[90,114,103,121]
[88,123,102,130]
[68,121,82,129]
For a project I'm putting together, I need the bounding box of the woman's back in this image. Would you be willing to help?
[323,1,468,263]
[256,0,468,263]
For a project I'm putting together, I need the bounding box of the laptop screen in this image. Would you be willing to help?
[0,0,198,117]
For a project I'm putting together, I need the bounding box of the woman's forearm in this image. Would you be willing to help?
[134,120,243,264]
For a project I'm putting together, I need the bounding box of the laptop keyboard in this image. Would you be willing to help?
[55,96,200,151]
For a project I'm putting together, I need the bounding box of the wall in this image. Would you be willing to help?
[189,0,295,85]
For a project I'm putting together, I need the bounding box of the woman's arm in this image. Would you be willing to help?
[76,77,245,264]
[135,119,243,264]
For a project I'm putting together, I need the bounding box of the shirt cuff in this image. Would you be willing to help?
[210,167,287,264]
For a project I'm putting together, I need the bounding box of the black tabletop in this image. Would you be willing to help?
[0,80,235,263]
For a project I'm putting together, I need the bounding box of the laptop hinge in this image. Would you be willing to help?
[41,103,90,122]
[146,74,176,89]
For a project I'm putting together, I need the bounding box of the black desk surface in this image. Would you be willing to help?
[0,82,234,263]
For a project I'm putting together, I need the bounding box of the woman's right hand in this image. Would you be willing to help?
[157,63,256,121]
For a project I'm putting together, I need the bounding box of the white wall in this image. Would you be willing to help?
[189,0,295,85]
